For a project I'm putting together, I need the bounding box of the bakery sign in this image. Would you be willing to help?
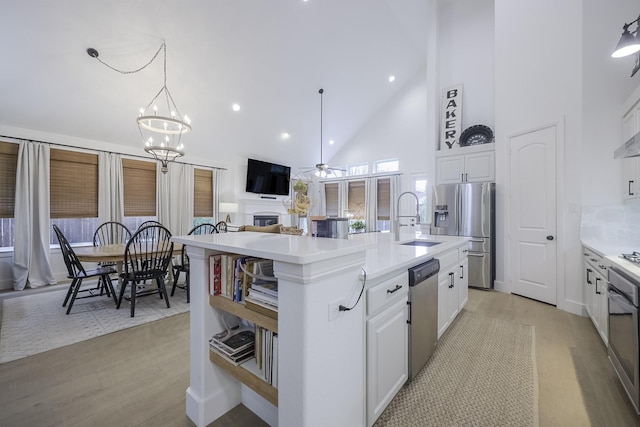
[441,84,462,150]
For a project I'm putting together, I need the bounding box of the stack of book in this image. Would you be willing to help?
[255,326,278,387]
[209,327,255,366]
[244,259,278,318]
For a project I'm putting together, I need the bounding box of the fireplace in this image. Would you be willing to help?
[254,215,279,226]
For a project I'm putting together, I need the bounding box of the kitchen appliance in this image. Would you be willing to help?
[430,182,495,289]
[608,266,640,413]
[407,258,440,380]
[313,217,349,239]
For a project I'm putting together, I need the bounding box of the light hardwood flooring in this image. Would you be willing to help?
[0,288,639,426]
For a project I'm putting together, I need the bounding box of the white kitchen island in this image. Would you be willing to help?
[172,231,468,427]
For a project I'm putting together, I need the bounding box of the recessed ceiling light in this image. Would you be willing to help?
[329,140,335,145]
[281,132,290,140]
[388,75,396,83]
[232,103,241,112]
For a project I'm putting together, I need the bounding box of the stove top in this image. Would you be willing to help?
[622,251,640,264]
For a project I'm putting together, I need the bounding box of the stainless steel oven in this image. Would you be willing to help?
[608,267,640,413]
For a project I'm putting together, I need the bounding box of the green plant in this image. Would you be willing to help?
[351,220,366,231]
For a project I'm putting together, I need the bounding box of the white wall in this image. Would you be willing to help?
[328,67,429,189]
[437,0,495,141]
[495,0,583,311]
[582,0,640,206]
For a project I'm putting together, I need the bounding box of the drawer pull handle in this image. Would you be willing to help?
[387,284,403,294]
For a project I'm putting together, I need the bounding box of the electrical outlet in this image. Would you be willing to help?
[328,299,346,321]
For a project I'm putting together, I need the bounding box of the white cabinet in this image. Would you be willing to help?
[435,145,495,184]
[437,246,469,338]
[366,272,408,427]
[621,102,640,200]
[582,246,608,345]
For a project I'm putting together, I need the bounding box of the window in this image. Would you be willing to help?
[194,168,214,226]
[50,148,99,244]
[325,182,340,217]
[376,178,391,231]
[412,174,428,225]
[348,163,368,176]
[347,180,366,220]
[0,141,19,247]
[122,158,157,231]
[374,159,399,173]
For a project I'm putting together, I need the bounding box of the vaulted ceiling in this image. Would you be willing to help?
[0,0,428,170]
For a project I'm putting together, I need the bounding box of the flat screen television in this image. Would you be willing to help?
[245,158,291,196]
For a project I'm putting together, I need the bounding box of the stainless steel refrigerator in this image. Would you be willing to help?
[430,182,495,289]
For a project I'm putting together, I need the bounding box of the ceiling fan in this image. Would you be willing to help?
[300,88,346,178]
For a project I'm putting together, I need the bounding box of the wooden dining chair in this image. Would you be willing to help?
[53,225,118,314]
[93,221,131,293]
[171,223,219,302]
[138,220,163,230]
[117,224,173,317]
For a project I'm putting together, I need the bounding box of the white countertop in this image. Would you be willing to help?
[581,239,640,282]
[349,232,469,280]
[173,231,469,281]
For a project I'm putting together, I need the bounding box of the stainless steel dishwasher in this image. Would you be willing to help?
[408,258,440,380]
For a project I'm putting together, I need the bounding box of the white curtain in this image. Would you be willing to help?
[389,174,400,223]
[365,178,377,232]
[12,141,55,290]
[98,152,124,224]
[157,162,194,235]
[213,169,223,222]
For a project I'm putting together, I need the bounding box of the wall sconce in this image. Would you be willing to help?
[612,14,640,77]
[219,202,238,223]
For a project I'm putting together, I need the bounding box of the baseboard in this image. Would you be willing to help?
[186,384,241,427]
[242,385,278,426]
[559,298,584,316]
[493,280,508,293]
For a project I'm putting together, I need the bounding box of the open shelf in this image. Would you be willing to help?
[209,350,278,407]
[210,294,278,333]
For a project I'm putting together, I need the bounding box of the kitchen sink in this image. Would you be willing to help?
[400,240,442,247]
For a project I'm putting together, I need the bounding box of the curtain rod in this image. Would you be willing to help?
[0,134,227,171]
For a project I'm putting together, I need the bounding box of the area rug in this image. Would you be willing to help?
[374,310,538,427]
[0,288,190,364]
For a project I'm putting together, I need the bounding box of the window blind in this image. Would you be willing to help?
[347,180,366,219]
[325,182,339,217]
[50,148,98,219]
[377,178,391,220]
[194,168,213,217]
[0,141,19,218]
[122,158,156,217]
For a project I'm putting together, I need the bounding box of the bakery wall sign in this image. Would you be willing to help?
[441,84,462,150]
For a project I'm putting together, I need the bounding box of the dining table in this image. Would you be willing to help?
[75,242,183,286]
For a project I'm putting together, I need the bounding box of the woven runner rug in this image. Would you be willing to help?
[375,310,538,427]
[0,288,189,364]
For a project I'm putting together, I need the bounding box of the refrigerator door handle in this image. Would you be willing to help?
[470,238,485,242]
[467,253,485,257]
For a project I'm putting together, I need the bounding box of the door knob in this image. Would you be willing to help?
[546,235,554,241]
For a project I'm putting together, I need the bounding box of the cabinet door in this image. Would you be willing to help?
[436,155,464,184]
[464,151,495,183]
[437,270,452,338]
[367,298,409,426]
[584,264,594,319]
[595,271,608,345]
[622,108,639,200]
[458,257,469,309]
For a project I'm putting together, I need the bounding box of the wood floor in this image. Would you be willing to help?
[0,288,639,426]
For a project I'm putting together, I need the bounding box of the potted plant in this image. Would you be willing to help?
[351,220,366,233]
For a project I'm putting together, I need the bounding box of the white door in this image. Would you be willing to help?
[509,125,557,305]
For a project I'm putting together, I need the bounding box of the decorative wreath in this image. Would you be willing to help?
[459,125,494,147]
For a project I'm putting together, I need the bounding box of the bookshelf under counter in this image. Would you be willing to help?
[209,347,278,407]
[172,232,371,427]
[209,295,278,333]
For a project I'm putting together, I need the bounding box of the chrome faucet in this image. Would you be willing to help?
[393,191,420,240]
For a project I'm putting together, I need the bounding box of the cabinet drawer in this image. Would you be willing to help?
[367,272,408,316]
[438,249,459,271]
